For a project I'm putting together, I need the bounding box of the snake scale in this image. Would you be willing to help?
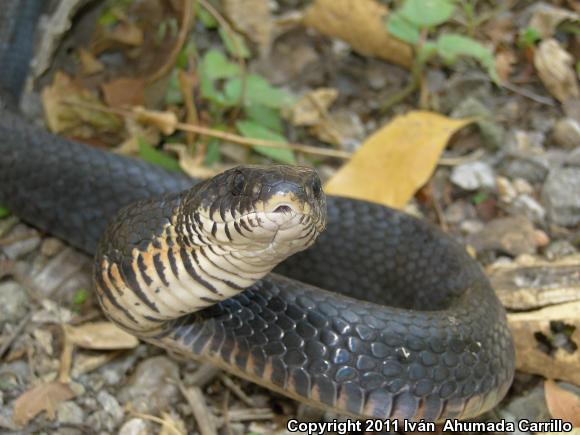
[0,1,514,423]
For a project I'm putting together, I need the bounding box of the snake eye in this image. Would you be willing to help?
[312,178,322,199]
[231,171,245,196]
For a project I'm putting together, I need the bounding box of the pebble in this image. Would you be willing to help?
[510,194,547,226]
[97,390,124,424]
[499,154,550,183]
[450,161,496,191]
[496,176,517,203]
[56,401,85,425]
[552,118,580,149]
[118,356,180,414]
[444,201,477,224]
[1,224,41,259]
[542,167,580,227]
[118,418,150,435]
[544,240,577,260]
[451,97,505,148]
[40,237,65,257]
[468,216,537,256]
[499,384,551,429]
[513,178,534,195]
[0,281,29,323]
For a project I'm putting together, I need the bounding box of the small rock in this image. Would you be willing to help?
[513,178,534,195]
[552,118,580,149]
[118,418,150,435]
[451,97,505,148]
[0,281,29,323]
[57,401,85,425]
[460,219,485,235]
[499,155,550,183]
[40,238,65,257]
[500,383,551,426]
[542,167,580,227]
[496,176,517,203]
[509,194,546,226]
[1,224,41,259]
[97,390,124,424]
[544,240,577,260]
[468,216,537,256]
[533,229,550,247]
[513,129,545,152]
[118,356,180,414]
[450,161,496,191]
[444,201,477,225]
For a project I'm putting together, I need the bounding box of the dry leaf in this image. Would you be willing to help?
[286,88,338,126]
[534,39,579,103]
[64,321,139,350]
[324,111,473,208]
[42,72,123,137]
[158,411,187,435]
[544,380,580,426]
[303,0,412,68]
[12,381,75,426]
[78,48,104,75]
[529,4,579,38]
[106,20,144,46]
[508,301,580,385]
[102,77,146,108]
[164,143,225,179]
[223,0,273,56]
[495,49,517,83]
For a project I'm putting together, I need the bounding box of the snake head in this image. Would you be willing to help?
[180,165,327,265]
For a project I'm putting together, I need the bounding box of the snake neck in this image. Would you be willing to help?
[94,192,304,336]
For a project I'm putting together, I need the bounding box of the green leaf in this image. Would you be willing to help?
[386,11,420,45]
[225,75,294,109]
[436,34,498,83]
[517,27,541,48]
[471,192,488,205]
[138,138,182,172]
[400,0,455,27]
[204,137,222,166]
[201,49,241,80]
[176,40,197,69]
[236,120,296,164]
[219,27,251,59]
[0,205,10,218]
[73,288,89,305]
[245,104,284,133]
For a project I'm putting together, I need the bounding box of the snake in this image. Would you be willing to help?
[0,1,514,424]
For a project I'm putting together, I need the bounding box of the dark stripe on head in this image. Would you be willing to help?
[167,247,179,278]
[224,223,232,241]
[234,221,243,235]
[96,266,138,324]
[240,219,252,232]
[211,221,218,238]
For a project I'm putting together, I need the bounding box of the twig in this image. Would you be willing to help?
[130,411,185,435]
[190,362,221,387]
[502,81,555,106]
[0,233,39,246]
[438,148,485,166]
[219,374,255,407]
[179,383,217,435]
[0,312,32,359]
[60,99,352,159]
[147,0,194,84]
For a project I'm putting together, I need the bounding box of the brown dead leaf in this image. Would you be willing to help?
[286,88,338,126]
[164,143,225,179]
[102,77,146,108]
[324,111,473,208]
[42,72,123,138]
[495,49,517,83]
[529,4,579,39]
[64,321,139,350]
[223,0,273,56]
[544,380,580,426]
[78,48,104,75]
[508,301,580,385]
[303,0,412,68]
[534,39,579,103]
[12,381,76,426]
[106,20,144,46]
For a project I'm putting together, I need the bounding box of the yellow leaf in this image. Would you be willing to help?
[324,111,473,208]
[303,0,412,68]
[12,381,75,426]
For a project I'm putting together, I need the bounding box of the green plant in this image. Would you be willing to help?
[384,0,498,111]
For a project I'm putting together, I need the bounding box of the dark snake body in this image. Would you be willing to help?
[0,2,514,423]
